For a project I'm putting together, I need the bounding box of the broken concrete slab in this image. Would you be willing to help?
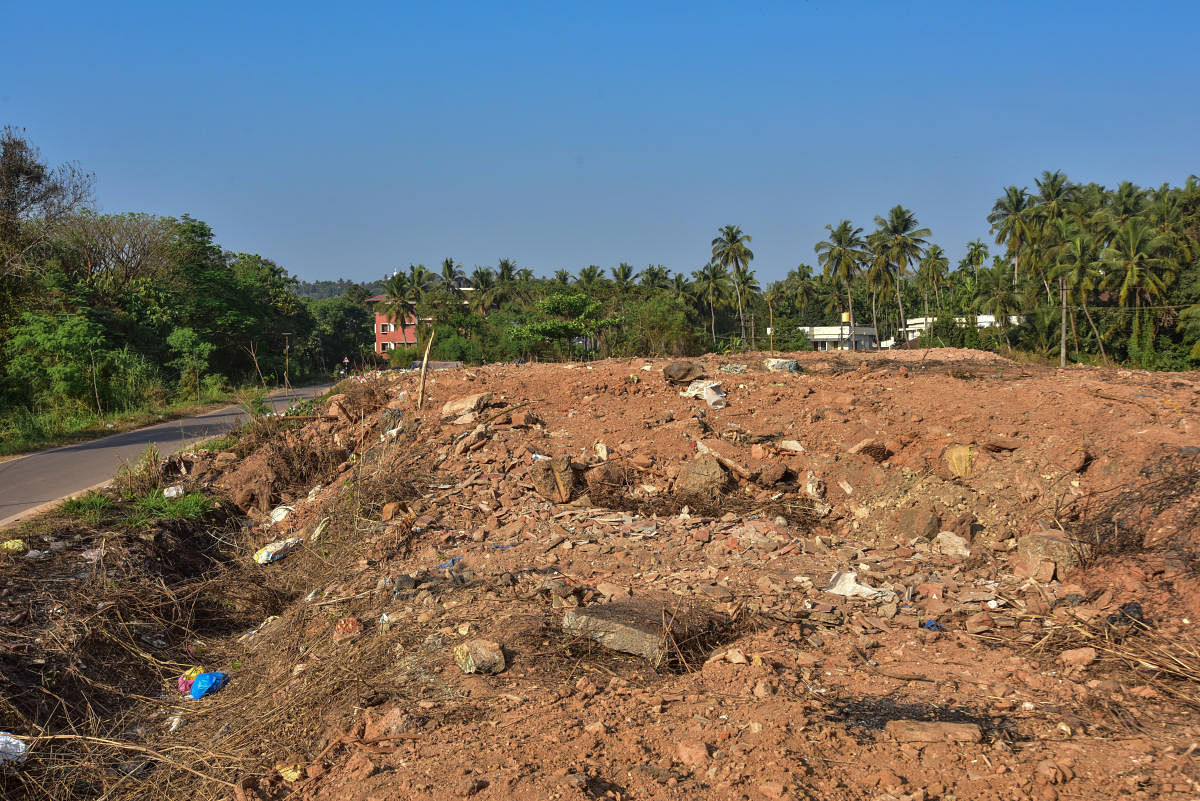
[562,599,721,668]
[529,455,575,503]
[441,392,492,420]
[675,454,728,497]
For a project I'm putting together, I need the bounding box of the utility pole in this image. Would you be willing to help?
[1059,278,1067,368]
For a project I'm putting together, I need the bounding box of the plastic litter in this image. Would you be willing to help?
[1,539,26,553]
[763,358,801,372]
[309,517,330,543]
[163,484,185,499]
[177,666,204,695]
[719,363,749,374]
[922,620,947,632]
[823,572,895,601]
[189,672,228,700]
[436,555,463,570]
[269,505,294,524]
[378,612,393,633]
[680,380,727,410]
[0,732,28,764]
[254,537,303,565]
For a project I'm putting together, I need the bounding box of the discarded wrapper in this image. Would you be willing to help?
[0,732,29,764]
[680,380,727,410]
[189,672,228,700]
[254,538,303,565]
[823,571,896,601]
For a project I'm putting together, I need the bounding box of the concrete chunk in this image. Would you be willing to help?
[562,599,720,668]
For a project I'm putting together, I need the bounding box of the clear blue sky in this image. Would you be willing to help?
[4,1,1198,284]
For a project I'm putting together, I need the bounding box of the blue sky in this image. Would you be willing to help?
[3,1,1198,283]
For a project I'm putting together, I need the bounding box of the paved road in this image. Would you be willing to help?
[0,385,331,530]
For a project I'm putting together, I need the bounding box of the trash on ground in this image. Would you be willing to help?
[763,358,800,372]
[823,571,895,601]
[720,363,749,374]
[922,619,947,632]
[254,537,303,565]
[163,484,185,499]
[269,505,294,524]
[177,666,204,695]
[436,555,463,570]
[1,539,26,553]
[309,517,330,542]
[680,380,727,410]
[189,672,228,700]
[0,732,29,764]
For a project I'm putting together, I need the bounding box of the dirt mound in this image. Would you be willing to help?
[4,356,1200,801]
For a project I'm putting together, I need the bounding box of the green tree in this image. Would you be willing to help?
[166,326,214,402]
[814,220,866,347]
[611,262,638,292]
[691,262,731,346]
[711,225,754,346]
[1099,217,1177,364]
[872,206,931,339]
[988,185,1033,286]
[5,311,107,408]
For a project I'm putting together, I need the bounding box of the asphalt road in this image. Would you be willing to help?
[0,385,331,530]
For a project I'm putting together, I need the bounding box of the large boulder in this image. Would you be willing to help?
[1017,531,1089,577]
[895,500,941,539]
[662,361,705,384]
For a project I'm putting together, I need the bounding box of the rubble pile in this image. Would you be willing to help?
[7,349,1200,801]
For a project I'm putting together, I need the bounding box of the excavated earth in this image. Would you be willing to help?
[5,348,1200,801]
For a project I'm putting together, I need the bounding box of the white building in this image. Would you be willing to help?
[902,315,1023,342]
[799,325,878,351]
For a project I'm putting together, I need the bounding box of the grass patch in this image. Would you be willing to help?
[58,491,118,525]
[132,491,215,522]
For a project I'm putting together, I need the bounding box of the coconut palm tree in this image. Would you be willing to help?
[379,272,418,342]
[669,273,693,305]
[691,262,731,346]
[963,239,989,282]
[974,265,1021,346]
[872,206,930,340]
[711,225,754,346]
[731,263,760,347]
[439,257,465,293]
[640,264,671,291]
[988,186,1032,286]
[611,262,638,292]
[814,220,866,349]
[496,258,517,283]
[1099,217,1176,361]
[469,267,497,315]
[1049,223,1107,363]
[576,265,603,292]
[552,269,571,286]
[917,244,949,320]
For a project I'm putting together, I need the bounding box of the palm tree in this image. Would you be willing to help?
[1049,224,1107,363]
[469,267,497,315]
[1099,217,1176,361]
[711,225,754,346]
[379,271,418,341]
[611,262,638,292]
[576,265,603,292]
[732,263,760,347]
[439,257,465,293]
[669,273,693,305]
[974,265,1021,346]
[988,186,1032,286]
[864,233,893,341]
[407,263,435,297]
[552,268,571,286]
[496,258,517,283]
[917,244,949,320]
[963,239,989,282]
[814,220,866,348]
[873,206,931,341]
[640,264,671,291]
[691,262,731,346]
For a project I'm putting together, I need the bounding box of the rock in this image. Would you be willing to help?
[778,440,804,453]
[675,455,729,496]
[511,409,543,427]
[964,612,995,634]
[562,599,721,668]
[932,531,971,558]
[332,617,362,644]
[441,392,492,420]
[343,750,377,782]
[885,720,982,743]
[1017,532,1089,575]
[381,502,403,522]
[663,361,705,384]
[943,444,975,478]
[586,461,628,494]
[896,501,941,539]
[676,740,708,766]
[758,461,788,487]
[758,782,788,799]
[454,424,488,456]
[1060,647,1097,667]
[453,639,506,674]
[695,439,758,481]
[529,455,575,503]
[848,438,890,462]
[213,451,238,469]
[595,582,632,599]
[1058,445,1091,473]
[324,394,349,420]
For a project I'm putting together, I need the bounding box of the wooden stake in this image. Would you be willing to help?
[416,328,436,410]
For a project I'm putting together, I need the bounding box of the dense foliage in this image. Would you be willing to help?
[4,127,1199,450]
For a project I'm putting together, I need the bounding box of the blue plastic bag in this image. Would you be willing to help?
[189,672,228,700]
